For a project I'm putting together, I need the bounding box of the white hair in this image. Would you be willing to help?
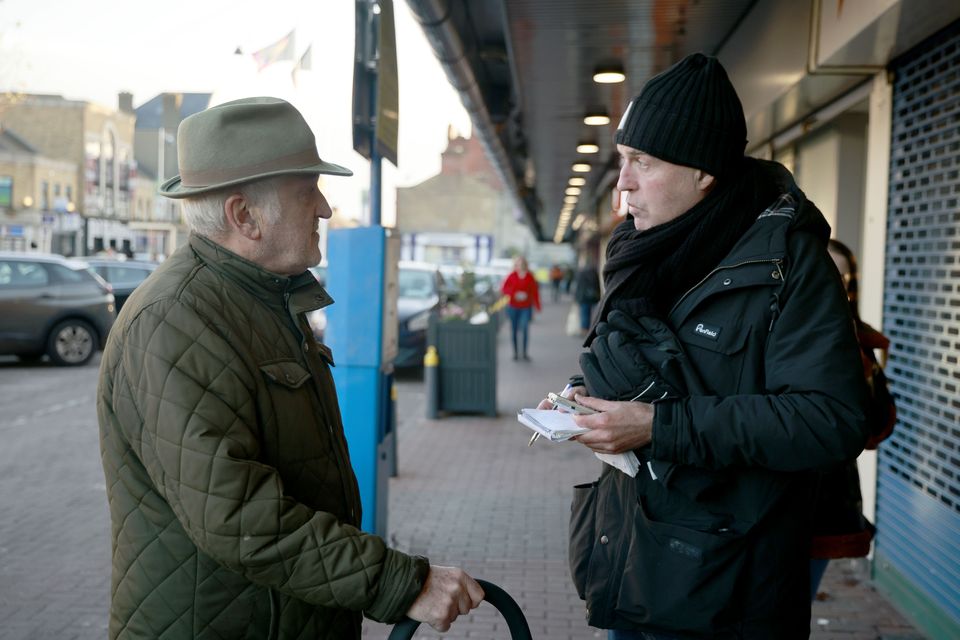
[180,176,285,238]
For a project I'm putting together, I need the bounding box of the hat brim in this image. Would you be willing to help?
[158,160,353,199]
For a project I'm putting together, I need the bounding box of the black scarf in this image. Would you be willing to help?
[587,158,782,344]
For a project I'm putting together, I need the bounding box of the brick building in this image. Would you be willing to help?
[0,94,136,256]
[0,127,78,252]
[396,130,534,264]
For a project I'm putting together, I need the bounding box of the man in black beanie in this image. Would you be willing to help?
[554,53,870,638]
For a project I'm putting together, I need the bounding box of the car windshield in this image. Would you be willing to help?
[101,266,152,287]
[398,270,436,299]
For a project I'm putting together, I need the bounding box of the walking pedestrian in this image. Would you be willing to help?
[540,54,869,638]
[97,97,483,639]
[501,255,541,361]
[549,263,564,302]
[572,257,601,335]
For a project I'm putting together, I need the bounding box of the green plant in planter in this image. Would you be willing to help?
[440,270,491,323]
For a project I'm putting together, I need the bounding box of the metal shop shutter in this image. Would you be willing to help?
[877,20,960,634]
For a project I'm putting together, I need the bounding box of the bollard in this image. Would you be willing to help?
[424,345,439,419]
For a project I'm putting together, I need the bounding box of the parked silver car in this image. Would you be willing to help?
[0,252,116,366]
[395,261,445,368]
[73,258,157,312]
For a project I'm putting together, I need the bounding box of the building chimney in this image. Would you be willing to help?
[161,93,180,132]
[118,92,134,114]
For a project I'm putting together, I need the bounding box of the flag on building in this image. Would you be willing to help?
[292,45,313,86]
[252,30,295,71]
[298,45,312,71]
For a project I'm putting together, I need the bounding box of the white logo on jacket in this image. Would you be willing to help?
[695,323,719,338]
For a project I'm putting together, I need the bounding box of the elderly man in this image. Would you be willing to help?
[97,97,482,639]
[551,54,869,638]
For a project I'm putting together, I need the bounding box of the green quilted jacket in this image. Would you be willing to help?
[98,234,428,639]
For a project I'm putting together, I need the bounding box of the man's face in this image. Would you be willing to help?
[615,144,713,232]
[256,174,331,275]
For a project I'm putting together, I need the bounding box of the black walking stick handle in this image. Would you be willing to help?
[388,579,533,639]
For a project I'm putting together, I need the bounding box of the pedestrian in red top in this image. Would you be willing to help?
[501,256,541,361]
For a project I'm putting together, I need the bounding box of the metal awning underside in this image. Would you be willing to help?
[406,1,960,242]
[405,0,756,241]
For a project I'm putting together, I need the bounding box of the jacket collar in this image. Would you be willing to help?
[189,233,333,314]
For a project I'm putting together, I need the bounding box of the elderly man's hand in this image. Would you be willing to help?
[570,395,654,454]
[406,566,484,632]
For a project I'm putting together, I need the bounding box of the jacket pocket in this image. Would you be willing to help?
[259,360,311,388]
[568,481,599,600]
[614,496,749,633]
[679,322,750,394]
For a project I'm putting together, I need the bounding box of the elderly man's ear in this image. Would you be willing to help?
[224,193,262,240]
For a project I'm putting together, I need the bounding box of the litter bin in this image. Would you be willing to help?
[428,313,498,416]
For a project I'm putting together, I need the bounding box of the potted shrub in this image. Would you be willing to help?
[428,270,498,416]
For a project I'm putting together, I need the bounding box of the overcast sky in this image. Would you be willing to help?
[0,0,473,224]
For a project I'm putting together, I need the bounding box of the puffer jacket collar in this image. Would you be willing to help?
[189,233,333,318]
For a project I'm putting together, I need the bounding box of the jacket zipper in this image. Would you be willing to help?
[669,258,784,318]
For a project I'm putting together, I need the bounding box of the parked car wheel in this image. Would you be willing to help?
[47,319,96,366]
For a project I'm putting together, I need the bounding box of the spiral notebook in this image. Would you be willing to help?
[516,408,590,441]
[517,408,640,476]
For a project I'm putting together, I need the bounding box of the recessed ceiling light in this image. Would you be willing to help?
[568,177,586,186]
[572,162,591,172]
[583,112,610,126]
[565,187,581,196]
[564,195,578,204]
[593,64,626,84]
[576,142,600,154]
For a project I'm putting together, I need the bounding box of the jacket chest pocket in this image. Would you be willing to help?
[677,321,751,395]
[258,359,323,460]
[260,360,312,389]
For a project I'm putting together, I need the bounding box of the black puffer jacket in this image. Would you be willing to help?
[570,188,869,638]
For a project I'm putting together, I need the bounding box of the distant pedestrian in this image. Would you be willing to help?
[563,263,575,294]
[572,258,601,335]
[549,263,564,302]
[501,255,541,360]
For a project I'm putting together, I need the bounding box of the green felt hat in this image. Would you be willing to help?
[159,97,352,199]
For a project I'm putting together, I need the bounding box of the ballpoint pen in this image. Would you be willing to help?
[528,383,574,446]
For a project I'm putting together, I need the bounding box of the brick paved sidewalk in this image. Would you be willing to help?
[362,297,925,639]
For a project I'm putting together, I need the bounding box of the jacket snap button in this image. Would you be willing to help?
[771,270,781,279]
[600,535,609,545]
[722,278,732,286]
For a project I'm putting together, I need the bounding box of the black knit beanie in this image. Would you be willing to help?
[615,53,747,177]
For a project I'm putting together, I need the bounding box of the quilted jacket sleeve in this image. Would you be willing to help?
[652,231,869,472]
[112,296,425,622]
